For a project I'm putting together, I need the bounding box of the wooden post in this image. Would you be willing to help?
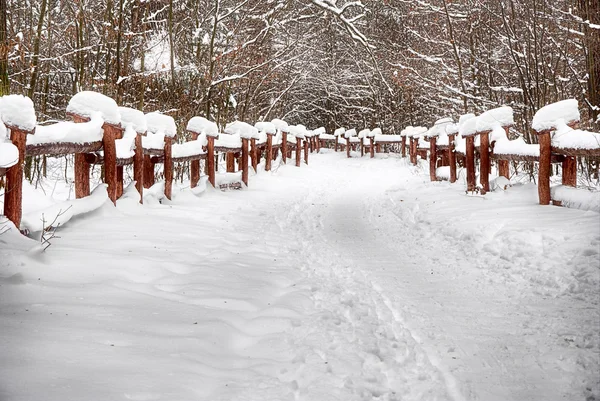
[242,138,249,186]
[401,136,407,157]
[266,134,273,171]
[376,143,381,154]
[304,139,309,165]
[316,136,320,152]
[226,152,235,173]
[562,156,577,187]
[346,137,351,158]
[296,137,301,167]
[134,132,144,202]
[103,123,122,205]
[4,126,29,228]
[164,136,173,200]
[72,115,91,198]
[466,136,476,192]
[369,138,374,158]
[189,132,200,188]
[479,131,490,193]
[117,166,124,199]
[144,155,154,188]
[497,126,510,180]
[281,132,287,164]
[537,130,551,204]
[429,137,437,181]
[250,138,258,172]
[448,134,457,183]
[335,137,339,152]
[207,135,216,187]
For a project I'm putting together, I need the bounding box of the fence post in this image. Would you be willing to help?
[103,123,123,205]
[266,133,273,171]
[448,134,457,183]
[144,154,154,188]
[207,135,216,187]
[296,137,302,167]
[134,132,144,202]
[163,136,173,200]
[304,139,309,164]
[70,114,91,198]
[429,137,437,181]
[242,138,249,186]
[4,126,32,229]
[536,129,551,204]
[189,132,200,188]
[401,136,407,157]
[281,132,287,164]
[479,131,491,193]
[562,157,577,187]
[466,136,476,191]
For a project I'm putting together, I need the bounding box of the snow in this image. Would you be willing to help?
[551,185,600,213]
[375,134,402,143]
[313,127,326,136]
[371,128,382,137]
[358,129,371,138]
[0,141,19,168]
[0,95,36,131]
[458,113,476,125]
[493,136,540,157]
[333,127,346,137]
[1,152,599,401]
[118,107,147,134]
[225,121,258,139]
[426,118,454,139]
[319,133,335,140]
[271,118,290,133]
[187,117,219,137]
[476,106,514,132]
[436,166,451,180]
[28,114,105,146]
[66,91,120,125]
[20,184,109,232]
[254,121,276,135]
[459,115,479,137]
[142,133,165,150]
[344,128,357,139]
[145,112,177,138]
[115,125,136,159]
[532,99,580,132]
[215,171,242,186]
[172,138,207,158]
[552,121,600,150]
[215,132,242,149]
[288,125,307,139]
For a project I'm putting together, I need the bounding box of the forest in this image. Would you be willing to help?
[1,0,598,142]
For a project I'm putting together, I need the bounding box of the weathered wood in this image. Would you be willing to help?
[134,133,144,203]
[4,127,28,228]
[189,132,200,189]
[537,130,552,205]
[163,136,173,200]
[370,137,375,158]
[429,137,437,182]
[401,136,407,157]
[143,148,164,156]
[551,147,600,157]
[479,132,490,193]
[346,138,351,158]
[143,155,154,188]
[296,137,302,167]
[0,167,6,177]
[316,136,320,152]
[562,156,577,187]
[266,134,273,171]
[250,138,258,172]
[304,139,309,164]
[376,143,381,154]
[103,123,123,204]
[466,136,476,192]
[448,134,457,183]
[226,152,235,173]
[207,136,216,187]
[281,132,287,163]
[241,138,249,186]
[335,137,339,152]
[117,166,124,199]
[26,141,103,157]
[71,114,92,199]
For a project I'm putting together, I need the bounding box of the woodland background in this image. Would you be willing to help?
[0,0,598,142]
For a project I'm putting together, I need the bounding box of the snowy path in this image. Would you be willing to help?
[1,152,598,401]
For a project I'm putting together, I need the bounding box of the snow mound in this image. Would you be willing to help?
[0,95,36,131]
[0,141,19,168]
[67,91,120,125]
[29,115,104,146]
[271,118,289,133]
[553,121,600,150]
[225,121,258,139]
[187,117,218,137]
[119,107,147,134]
[477,107,514,132]
[254,121,276,135]
[333,127,346,137]
[344,129,357,139]
[551,185,600,213]
[532,99,580,131]
[145,112,177,138]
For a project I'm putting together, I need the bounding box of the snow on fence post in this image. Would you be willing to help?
[1,95,36,228]
[119,106,148,202]
[146,112,176,201]
[532,99,581,205]
[344,129,356,158]
[187,116,219,188]
[459,116,478,192]
[70,114,92,198]
[333,127,345,153]
[448,133,457,183]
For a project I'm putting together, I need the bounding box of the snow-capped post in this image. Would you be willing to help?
[448,133,457,182]
[475,108,514,193]
[304,138,309,164]
[532,99,581,204]
[333,127,345,152]
[187,117,218,188]
[67,91,122,203]
[256,122,276,172]
[344,129,357,158]
[119,107,147,203]
[459,116,478,192]
[250,137,257,172]
[478,131,491,193]
[0,95,36,228]
[228,121,257,187]
[498,127,511,180]
[146,112,177,200]
[272,119,289,164]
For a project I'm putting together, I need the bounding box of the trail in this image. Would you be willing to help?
[1,151,598,401]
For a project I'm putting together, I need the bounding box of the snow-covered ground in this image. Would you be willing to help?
[1,152,598,401]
